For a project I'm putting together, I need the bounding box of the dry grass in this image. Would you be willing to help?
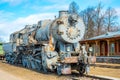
[90,66,120,78]
[95,63,120,66]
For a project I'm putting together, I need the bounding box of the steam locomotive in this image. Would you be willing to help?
[3,11,94,75]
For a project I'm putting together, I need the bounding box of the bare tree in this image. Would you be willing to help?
[0,37,5,43]
[0,37,3,42]
[80,2,105,38]
[80,7,96,39]
[68,1,79,14]
[94,2,105,36]
[104,7,118,32]
[79,2,119,39]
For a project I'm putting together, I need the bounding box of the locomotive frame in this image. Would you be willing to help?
[3,10,95,75]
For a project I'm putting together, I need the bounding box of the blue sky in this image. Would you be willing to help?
[0,0,120,42]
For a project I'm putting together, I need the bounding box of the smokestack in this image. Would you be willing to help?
[59,10,68,17]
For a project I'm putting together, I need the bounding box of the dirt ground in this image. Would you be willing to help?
[0,61,92,80]
[0,69,22,80]
[90,63,120,78]
[0,61,120,80]
[0,62,69,80]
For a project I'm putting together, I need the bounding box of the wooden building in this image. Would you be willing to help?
[0,43,4,55]
[0,43,4,60]
[80,31,120,56]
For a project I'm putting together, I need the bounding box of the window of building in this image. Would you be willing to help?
[110,43,115,55]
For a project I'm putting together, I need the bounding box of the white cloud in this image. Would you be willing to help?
[116,8,120,25]
[100,0,113,3]
[0,10,14,23]
[45,0,70,4]
[0,12,57,42]
[0,0,28,6]
[31,4,68,12]
[116,8,120,16]
[0,0,14,3]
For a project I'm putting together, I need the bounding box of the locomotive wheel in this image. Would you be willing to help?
[26,59,32,69]
[42,66,48,73]
[79,63,86,75]
[9,55,16,64]
[79,66,85,75]
[42,60,48,73]
[22,55,27,67]
[34,61,41,71]
[5,53,15,64]
[57,66,62,75]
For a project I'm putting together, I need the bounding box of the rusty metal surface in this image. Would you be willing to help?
[62,57,78,63]
[61,67,71,74]
[90,56,96,64]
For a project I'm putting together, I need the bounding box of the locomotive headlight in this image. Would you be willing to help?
[67,46,70,52]
[57,63,61,66]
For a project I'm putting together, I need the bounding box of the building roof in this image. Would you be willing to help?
[86,30,120,41]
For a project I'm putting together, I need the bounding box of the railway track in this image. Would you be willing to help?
[84,74,119,80]
[68,73,117,80]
